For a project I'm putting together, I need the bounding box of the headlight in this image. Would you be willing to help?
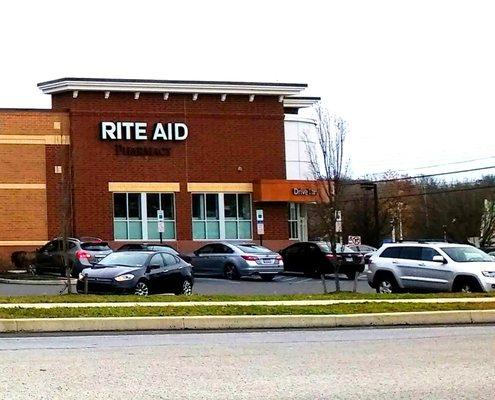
[115,274,135,282]
[481,271,495,278]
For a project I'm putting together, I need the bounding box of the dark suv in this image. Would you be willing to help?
[32,237,113,277]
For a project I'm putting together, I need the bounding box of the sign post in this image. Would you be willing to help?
[157,210,165,244]
[256,209,264,246]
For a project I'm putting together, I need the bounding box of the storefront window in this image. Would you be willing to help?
[113,193,176,240]
[192,193,252,240]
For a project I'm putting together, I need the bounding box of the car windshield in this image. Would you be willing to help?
[81,242,111,251]
[235,244,273,254]
[441,246,494,262]
[317,243,355,253]
[151,246,179,255]
[97,252,149,267]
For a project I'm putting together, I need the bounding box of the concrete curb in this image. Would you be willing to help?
[0,297,494,309]
[0,277,77,286]
[0,310,494,333]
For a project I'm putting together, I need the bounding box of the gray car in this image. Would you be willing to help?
[367,242,495,293]
[33,237,113,277]
[189,242,284,281]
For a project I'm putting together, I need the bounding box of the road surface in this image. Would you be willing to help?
[0,273,373,296]
[0,325,494,399]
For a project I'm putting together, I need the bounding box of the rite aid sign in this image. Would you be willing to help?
[100,121,188,141]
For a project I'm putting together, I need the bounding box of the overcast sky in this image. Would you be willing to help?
[1,0,494,181]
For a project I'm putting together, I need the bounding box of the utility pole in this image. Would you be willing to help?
[391,218,396,242]
[360,182,380,247]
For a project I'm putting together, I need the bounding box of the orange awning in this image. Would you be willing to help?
[253,179,331,203]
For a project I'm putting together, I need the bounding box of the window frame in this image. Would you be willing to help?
[288,202,300,240]
[113,192,177,241]
[191,192,252,241]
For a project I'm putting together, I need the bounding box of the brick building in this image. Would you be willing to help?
[0,77,321,261]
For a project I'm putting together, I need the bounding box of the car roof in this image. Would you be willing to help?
[381,242,470,248]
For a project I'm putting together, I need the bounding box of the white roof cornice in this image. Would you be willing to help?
[37,77,307,96]
[283,97,320,108]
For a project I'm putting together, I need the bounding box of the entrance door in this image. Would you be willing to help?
[288,203,308,242]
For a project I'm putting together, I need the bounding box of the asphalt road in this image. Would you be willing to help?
[0,325,494,399]
[0,273,373,296]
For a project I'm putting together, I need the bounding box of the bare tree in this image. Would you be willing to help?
[480,199,495,248]
[306,102,349,292]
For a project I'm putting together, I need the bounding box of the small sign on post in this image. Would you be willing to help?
[348,235,361,246]
[256,209,264,245]
[157,210,165,243]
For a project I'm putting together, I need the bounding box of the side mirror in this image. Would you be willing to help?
[193,251,199,256]
[432,255,447,263]
[148,264,161,270]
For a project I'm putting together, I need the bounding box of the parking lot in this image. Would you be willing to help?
[0,273,372,297]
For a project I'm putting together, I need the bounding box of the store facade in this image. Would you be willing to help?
[0,78,322,260]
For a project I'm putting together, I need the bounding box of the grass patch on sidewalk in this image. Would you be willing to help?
[0,292,494,304]
[0,301,494,319]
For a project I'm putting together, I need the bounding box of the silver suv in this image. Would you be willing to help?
[367,242,495,293]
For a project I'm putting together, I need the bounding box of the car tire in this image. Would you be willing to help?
[452,277,481,293]
[27,264,37,276]
[261,274,276,282]
[345,271,357,280]
[175,279,193,296]
[134,280,149,296]
[224,264,240,280]
[374,273,399,294]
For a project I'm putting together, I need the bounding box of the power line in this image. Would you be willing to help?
[339,184,495,205]
[349,165,495,185]
[364,156,495,177]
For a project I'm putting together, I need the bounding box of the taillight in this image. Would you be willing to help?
[326,254,337,260]
[76,250,91,260]
[241,255,259,261]
[275,255,282,260]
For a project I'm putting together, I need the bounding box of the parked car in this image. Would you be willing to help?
[32,237,113,277]
[188,242,283,281]
[116,243,189,261]
[76,251,193,295]
[367,242,495,293]
[280,242,365,279]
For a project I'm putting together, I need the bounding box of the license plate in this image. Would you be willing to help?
[346,257,353,262]
[262,259,274,264]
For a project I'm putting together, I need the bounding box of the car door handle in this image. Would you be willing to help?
[392,260,398,264]
[418,263,425,266]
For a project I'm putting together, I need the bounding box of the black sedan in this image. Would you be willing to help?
[280,242,364,279]
[76,251,194,296]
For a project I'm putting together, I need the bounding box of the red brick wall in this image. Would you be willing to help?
[51,91,289,243]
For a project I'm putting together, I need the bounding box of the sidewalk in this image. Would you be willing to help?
[0,297,493,309]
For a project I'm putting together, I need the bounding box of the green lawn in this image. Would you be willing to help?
[0,301,494,319]
[0,292,494,304]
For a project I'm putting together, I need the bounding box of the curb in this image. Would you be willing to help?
[0,310,494,333]
[0,297,494,309]
[0,277,77,286]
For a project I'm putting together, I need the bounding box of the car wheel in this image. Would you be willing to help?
[224,264,239,280]
[134,281,149,296]
[453,277,481,293]
[261,274,276,282]
[27,264,37,276]
[375,275,398,294]
[175,279,193,296]
[345,271,357,280]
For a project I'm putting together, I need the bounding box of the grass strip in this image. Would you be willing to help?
[0,292,494,304]
[0,301,494,319]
